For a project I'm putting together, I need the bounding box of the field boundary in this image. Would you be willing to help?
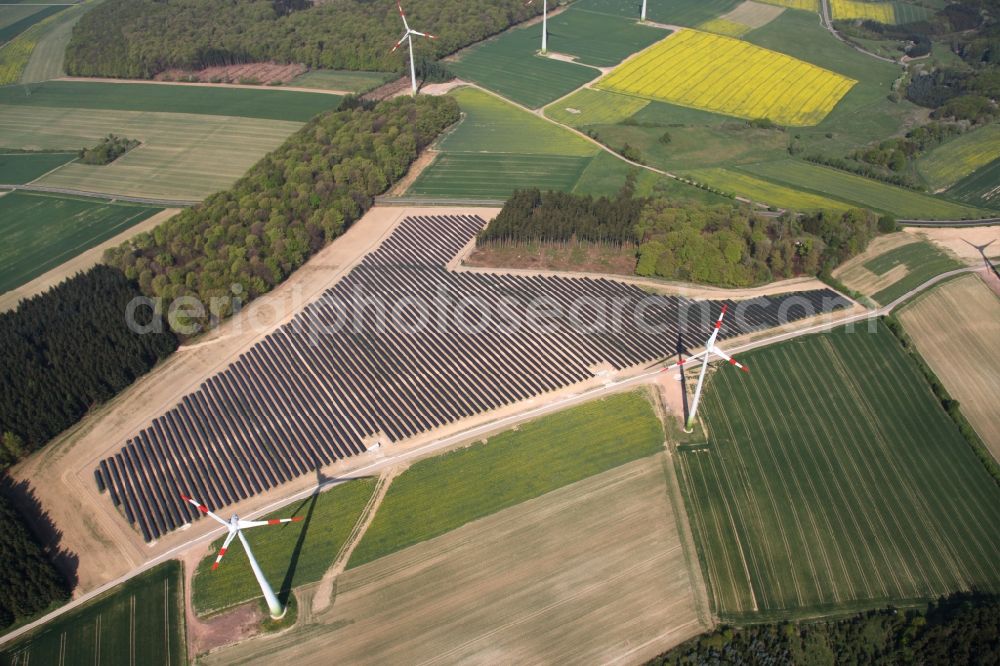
[0,183,198,206]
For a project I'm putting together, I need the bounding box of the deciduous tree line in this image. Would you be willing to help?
[65,0,538,79]
[479,187,880,288]
[103,95,459,329]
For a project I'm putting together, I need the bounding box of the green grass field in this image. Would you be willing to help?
[740,160,986,218]
[571,150,734,203]
[679,325,1000,620]
[0,151,74,183]
[687,167,852,211]
[18,0,101,83]
[0,105,302,200]
[441,87,597,156]
[0,191,161,293]
[0,561,185,666]
[0,80,340,122]
[575,0,742,27]
[541,5,668,67]
[917,123,1000,192]
[288,69,392,92]
[946,157,1000,210]
[863,240,963,305]
[192,478,374,616]
[545,88,649,128]
[450,26,599,108]
[409,153,593,198]
[0,5,64,44]
[348,391,664,568]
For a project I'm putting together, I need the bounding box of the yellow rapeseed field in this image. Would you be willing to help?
[596,30,856,126]
[829,0,895,22]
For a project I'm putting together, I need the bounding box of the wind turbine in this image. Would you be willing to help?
[392,1,436,96]
[182,494,303,619]
[641,0,647,21]
[660,304,749,433]
[525,0,548,54]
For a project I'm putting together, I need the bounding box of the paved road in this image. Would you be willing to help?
[0,264,975,648]
[0,183,198,207]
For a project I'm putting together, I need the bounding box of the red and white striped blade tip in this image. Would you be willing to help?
[397,0,405,16]
[211,547,228,571]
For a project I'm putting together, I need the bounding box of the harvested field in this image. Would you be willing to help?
[596,30,856,126]
[201,455,710,665]
[0,105,302,200]
[898,274,1000,460]
[154,62,306,85]
[0,191,161,294]
[17,0,95,83]
[833,233,920,297]
[0,562,185,666]
[92,213,850,542]
[741,159,987,219]
[679,325,1000,620]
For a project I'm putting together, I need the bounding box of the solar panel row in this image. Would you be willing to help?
[96,214,851,541]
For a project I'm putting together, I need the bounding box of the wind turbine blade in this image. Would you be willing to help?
[397,0,410,31]
[391,31,408,52]
[238,516,304,529]
[713,347,750,373]
[180,494,229,527]
[704,303,729,350]
[211,531,238,571]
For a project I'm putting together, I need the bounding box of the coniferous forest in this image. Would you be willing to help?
[649,593,1000,665]
[104,95,460,327]
[0,266,178,462]
[0,494,68,630]
[64,0,538,79]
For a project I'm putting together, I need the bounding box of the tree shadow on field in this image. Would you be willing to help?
[0,474,79,591]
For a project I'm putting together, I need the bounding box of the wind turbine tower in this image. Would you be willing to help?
[661,305,749,433]
[392,1,436,96]
[641,0,647,21]
[526,0,548,53]
[182,494,303,619]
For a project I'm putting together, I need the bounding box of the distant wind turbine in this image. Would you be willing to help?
[392,1,437,96]
[641,0,647,21]
[525,0,548,54]
[182,494,303,619]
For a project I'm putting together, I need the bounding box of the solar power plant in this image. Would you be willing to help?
[94,214,851,541]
